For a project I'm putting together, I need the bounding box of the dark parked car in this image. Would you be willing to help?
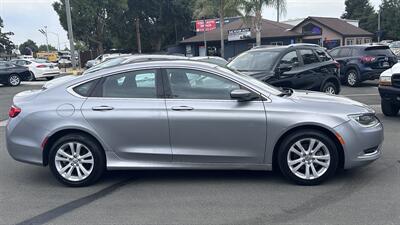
[0,61,31,87]
[329,45,398,87]
[227,44,341,94]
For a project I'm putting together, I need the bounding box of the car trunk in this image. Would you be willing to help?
[363,46,398,69]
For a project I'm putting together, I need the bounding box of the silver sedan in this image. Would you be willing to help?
[6,61,383,186]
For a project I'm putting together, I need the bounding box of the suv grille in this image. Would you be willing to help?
[392,74,400,88]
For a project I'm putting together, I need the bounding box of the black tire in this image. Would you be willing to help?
[29,71,36,81]
[322,82,338,95]
[278,130,339,185]
[381,99,399,117]
[46,76,54,81]
[49,133,106,187]
[8,74,21,86]
[345,69,360,87]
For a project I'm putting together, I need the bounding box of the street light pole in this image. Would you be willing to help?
[203,17,207,56]
[377,9,381,42]
[44,26,49,52]
[65,0,77,68]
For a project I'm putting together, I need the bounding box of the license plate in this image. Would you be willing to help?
[50,66,54,68]
[382,62,389,67]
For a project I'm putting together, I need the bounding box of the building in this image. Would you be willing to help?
[175,16,374,59]
[289,16,373,49]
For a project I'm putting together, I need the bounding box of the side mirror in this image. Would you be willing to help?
[277,64,293,73]
[230,89,256,101]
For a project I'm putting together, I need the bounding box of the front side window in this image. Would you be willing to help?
[280,51,299,67]
[166,69,240,100]
[299,49,320,65]
[101,70,157,98]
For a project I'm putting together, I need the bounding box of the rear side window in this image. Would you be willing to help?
[315,49,332,61]
[329,49,340,57]
[73,79,99,97]
[338,48,352,57]
[299,49,320,65]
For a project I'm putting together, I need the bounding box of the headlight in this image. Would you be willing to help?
[379,76,392,86]
[348,114,379,127]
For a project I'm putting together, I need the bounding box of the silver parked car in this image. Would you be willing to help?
[6,61,383,186]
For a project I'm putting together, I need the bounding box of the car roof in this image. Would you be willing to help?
[249,43,322,52]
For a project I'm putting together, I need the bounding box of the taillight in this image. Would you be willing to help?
[9,105,21,118]
[36,64,46,68]
[361,56,376,63]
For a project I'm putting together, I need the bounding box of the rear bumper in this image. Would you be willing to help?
[334,120,384,169]
[378,85,400,104]
[360,68,386,81]
[34,69,61,78]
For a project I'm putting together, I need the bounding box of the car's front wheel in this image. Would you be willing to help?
[278,130,339,185]
[381,99,399,116]
[49,133,106,187]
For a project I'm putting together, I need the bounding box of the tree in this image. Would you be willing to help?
[194,0,241,58]
[240,0,286,46]
[0,16,15,54]
[53,0,128,54]
[38,44,57,52]
[341,0,377,35]
[19,39,38,55]
[380,0,400,40]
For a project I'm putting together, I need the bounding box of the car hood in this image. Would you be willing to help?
[288,90,374,115]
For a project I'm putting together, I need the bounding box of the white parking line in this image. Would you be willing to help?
[22,81,46,86]
[0,120,7,127]
[342,94,379,97]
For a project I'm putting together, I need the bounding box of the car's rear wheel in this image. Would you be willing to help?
[8,74,21,86]
[278,130,339,185]
[345,69,359,87]
[381,99,399,116]
[49,133,105,187]
[46,76,54,81]
[322,82,338,95]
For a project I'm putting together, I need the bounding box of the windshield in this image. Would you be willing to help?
[228,50,281,71]
[216,66,282,96]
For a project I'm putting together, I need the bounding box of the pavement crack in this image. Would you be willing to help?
[15,177,134,225]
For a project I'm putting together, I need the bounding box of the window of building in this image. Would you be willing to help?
[302,23,322,35]
[356,38,363,45]
[270,41,284,46]
[364,38,372,44]
[346,38,354,45]
[101,70,157,98]
[166,69,240,100]
[299,49,320,65]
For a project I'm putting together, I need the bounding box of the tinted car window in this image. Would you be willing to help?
[73,79,99,97]
[364,47,395,56]
[299,49,320,65]
[167,69,239,100]
[101,70,157,98]
[0,62,6,68]
[329,49,340,57]
[228,50,281,71]
[315,49,332,61]
[338,48,352,57]
[280,51,299,67]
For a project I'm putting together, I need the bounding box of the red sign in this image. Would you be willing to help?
[195,20,217,32]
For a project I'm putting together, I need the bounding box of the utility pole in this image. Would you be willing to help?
[65,0,77,68]
[135,17,142,54]
[377,9,381,42]
[203,17,207,56]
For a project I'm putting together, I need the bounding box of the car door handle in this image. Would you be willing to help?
[171,106,194,111]
[92,106,114,111]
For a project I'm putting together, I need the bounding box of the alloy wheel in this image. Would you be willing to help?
[9,75,20,86]
[324,86,336,95]
[54,142,94,182]
[287,138,331,180]
[347,72,357,86]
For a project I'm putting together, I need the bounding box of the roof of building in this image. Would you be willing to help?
[181,18,302,44]
[291,16,373,37]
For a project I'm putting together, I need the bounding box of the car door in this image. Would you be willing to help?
[294,49,323,90]
[333,48,352,78]
[80,69,172,162]
[0,62,8,83]
[270,50,302,88]
[163,68,267,164]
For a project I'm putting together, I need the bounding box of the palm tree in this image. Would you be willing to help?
[194,0,241,58]
[240,0,286,46]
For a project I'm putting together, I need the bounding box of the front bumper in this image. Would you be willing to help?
[334,120,384,169]
[379,85,400,104]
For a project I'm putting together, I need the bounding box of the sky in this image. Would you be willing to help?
[0,0,382,48]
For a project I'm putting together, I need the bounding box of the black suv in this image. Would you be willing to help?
[329,45,397,87]
[227,44,341,94]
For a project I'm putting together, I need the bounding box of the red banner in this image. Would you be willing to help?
[195,20,217,32]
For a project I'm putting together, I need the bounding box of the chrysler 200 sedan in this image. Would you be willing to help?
[6,61,383,187]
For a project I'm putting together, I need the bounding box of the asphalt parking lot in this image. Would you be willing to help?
[0,80,399,225]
